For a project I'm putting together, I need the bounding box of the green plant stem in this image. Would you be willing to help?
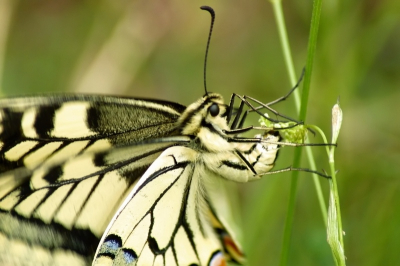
[306,126,329,226]
[0,0,16,96]
[300,0,323,121]
[306,147,327,224]
[270,0,325,265]
[270,0,300,112]
[329,145,344,251]
[299,0,326,228]
[279,152,300,266]
[270,1,302,266]
[311,122,345,265]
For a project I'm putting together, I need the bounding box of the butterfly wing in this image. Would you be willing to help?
[94,145,243,266]
[0,95,186,265]
[1,93,280,266]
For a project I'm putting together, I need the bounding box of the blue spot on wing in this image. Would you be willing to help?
[105,240,120,251]
[98,234,122,258]
[104,234,122,251]
[97,235,138,265]
[122,249,137,264]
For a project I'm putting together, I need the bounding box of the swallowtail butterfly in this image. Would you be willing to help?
[0,6,314,266]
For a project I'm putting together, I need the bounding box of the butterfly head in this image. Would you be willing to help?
[178,93,229,140]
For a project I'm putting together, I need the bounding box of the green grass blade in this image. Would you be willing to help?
[269,0,326,265]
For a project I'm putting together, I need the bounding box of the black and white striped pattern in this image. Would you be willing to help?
[0,93,280,266]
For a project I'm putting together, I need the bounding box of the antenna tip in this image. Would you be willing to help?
[200,6,215,15]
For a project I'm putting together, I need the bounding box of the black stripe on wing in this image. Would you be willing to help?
[0,95,186,175]
[0,210,99,257]
[0,109,24,154]
[0,141,178,209]
[94,146,228,266]
[0,142,188,266]
[34,105,60,137]
[96,160,193,262]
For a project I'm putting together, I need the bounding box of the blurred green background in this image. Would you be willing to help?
[1,0,399,265]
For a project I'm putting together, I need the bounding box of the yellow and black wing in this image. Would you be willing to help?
[0,93,279,266]
[93,145,244,266]
[0,95,187,265]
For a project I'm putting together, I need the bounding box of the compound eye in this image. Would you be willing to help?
[209,103,220,117]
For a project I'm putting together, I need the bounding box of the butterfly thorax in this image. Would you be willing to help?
[177,93,232,153]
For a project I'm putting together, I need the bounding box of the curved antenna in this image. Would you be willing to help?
[200,6,215,96]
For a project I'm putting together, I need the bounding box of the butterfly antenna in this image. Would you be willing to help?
[200,6,215,96]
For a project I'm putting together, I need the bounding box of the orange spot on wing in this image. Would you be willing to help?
[223,234,245,263]
[209,251,227,266]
